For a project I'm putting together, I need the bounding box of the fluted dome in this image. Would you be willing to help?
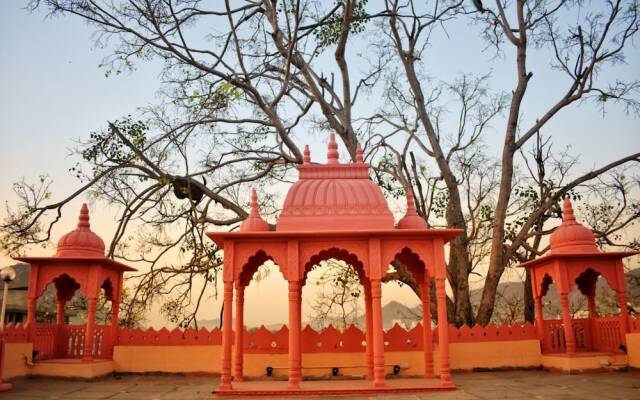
[549,198,599,255]
[277,136,394,231]
[56,204,105,257]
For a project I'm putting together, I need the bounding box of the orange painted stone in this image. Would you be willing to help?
[548,198,599,255]
[518,197,637,356]
[277,133,395,232]
[207,133,463,395]
[13,204,136,364]
[239,189,269,232]
[56,204,106,257]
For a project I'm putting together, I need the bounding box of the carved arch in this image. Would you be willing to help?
[302,247,366,283]
[100,278,115,302]
[52,273,81,302]
[569,264,619,293]
[386,247,427,284]
[539,273,555,298]
[237,250,285,287]
[37,269,86,299]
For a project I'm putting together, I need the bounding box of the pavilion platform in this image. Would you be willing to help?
[31,358,115,379]
[213,378,455,397]
[541,352,627,373]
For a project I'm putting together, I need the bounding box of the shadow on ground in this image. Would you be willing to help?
[3,370,640,399]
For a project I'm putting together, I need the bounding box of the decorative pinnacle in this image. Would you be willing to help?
[303,145,311,164]
[562,197,576,223]
[405,189,418,216]
[355,143,364,163]
[397,187,428,229]
[250,189,260,215]
[77,203,91,230]
[327,132,339,164]
[240,188,270,232]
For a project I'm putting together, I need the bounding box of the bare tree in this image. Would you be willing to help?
[369,0,640,325]
[307,259,362,330]
[3,1,639,327]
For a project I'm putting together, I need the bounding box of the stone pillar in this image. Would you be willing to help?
[26,297,36,342]
[55,299,66,358]
[112,272,124,350]
[370,278,385,388]
[288,280,302,389]
[233,283,245,382]
[587,294,597,319]
[56,300,65,325]
[435,277,452,386]
[421,276,433,377]
[110,299,120,357]
[559,292,576,355]
[534,296,544,342]
[82,297,97,362]
[363,280,374,380]
[27,298,36,325]
[220,281,234,390]
[587,293,597,350]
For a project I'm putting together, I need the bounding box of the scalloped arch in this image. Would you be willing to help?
[569,265,620,293]
[303,247,366,283]
[386,247,427,283]
[237,249,284,287]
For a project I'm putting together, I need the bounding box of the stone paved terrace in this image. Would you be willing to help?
[2,370,640,399]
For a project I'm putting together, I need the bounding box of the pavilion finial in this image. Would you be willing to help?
[55,202,105,257]
[406,190,417,215]
[327,132,339,164]
[355,143,364,164]
[240,189,270,232]
[250,189,260,215]
[548,195,599,255]
[562,196,577,223]
[303,144,311,164]
[77,203,91,230]
[397,187,428,229]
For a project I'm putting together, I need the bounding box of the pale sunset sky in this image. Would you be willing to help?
[1,2,638,328]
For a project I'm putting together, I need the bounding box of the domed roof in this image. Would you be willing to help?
[239,189,270,232]
[549,198,599,255]
[276,134,394,231]
[56,203,106,258]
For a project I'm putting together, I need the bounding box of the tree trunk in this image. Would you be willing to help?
[446,201,475,327]
[475,1,530,326]
[524,269,535,323]
[386,269,455,323]
[395,52,474,327]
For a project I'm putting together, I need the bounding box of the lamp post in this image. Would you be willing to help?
[0,266,17,328]
[0,266,16,392]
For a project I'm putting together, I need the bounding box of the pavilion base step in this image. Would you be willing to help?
[213,378,455,397]
[541,353,627,373]
[30,359,115,379]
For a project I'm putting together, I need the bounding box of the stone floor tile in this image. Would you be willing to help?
[3,371,640,400]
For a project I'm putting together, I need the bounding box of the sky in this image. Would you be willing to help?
[0,2,638,328]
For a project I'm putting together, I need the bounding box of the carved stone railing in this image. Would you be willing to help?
[18,316,638,358]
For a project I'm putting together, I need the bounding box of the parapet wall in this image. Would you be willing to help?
[115,321,538,350]
[112,322,541,377]
[3,317,639,379]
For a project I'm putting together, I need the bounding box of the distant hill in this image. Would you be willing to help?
[469,268,640,319]
[195,318,220,330]
[194,301,421,332]
[338,300,422,330]
[194,317,285,332]
[192,268,639,330]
